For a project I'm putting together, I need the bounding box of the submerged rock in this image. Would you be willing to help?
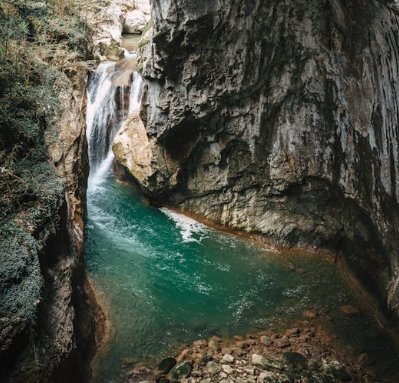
[340,305,361,316]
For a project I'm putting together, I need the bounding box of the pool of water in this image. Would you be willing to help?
[121,34,142,52]
[85,171,399,383]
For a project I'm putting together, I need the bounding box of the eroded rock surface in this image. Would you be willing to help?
[117,0,399,319]
[85,0,151,60]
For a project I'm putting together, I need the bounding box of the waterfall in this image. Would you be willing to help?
[129,72,143,114]
[86,60,143,184]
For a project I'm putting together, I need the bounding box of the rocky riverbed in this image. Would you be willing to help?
[121,312,395,383]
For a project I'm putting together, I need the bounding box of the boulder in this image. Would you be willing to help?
[252,354,284,371]
[157,357,176,374]
[123,10,147,33]
[169,361,193,380]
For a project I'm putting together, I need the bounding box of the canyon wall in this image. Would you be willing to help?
[0,42,95,383]
[116,0,399,320]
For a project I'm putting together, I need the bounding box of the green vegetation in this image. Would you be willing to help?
[0,0,89,364]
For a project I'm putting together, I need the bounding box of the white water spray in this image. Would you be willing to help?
[86,60,143,185]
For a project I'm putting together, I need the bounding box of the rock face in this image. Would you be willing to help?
[85,0,150,60]
[0,55,95,383]
[117,0,399,319]
[123,10,148,34]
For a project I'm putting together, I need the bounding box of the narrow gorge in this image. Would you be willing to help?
[1,0,399,383]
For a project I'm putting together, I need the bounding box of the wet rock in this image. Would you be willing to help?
[340,305,361,316]
[282,352,307,366]
[206,361,221,374]
[121,357,138,368]
[169,361,193,380]
[286,328,300,336]
[193,339,208,348]
[303,310,318,319]
[157,357,176,374]
[252,354,284,371]
[199,354,212,366]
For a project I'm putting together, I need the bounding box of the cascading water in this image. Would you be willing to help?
[86,59,143,184]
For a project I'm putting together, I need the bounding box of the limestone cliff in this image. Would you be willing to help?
[0,2,96,381]
[115,0,399,320]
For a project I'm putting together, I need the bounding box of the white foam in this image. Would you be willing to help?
[129,71,143,114]
[89,152,115,187]
[160,208,208,243]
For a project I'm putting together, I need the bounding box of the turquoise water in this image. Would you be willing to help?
[85,171,399,382]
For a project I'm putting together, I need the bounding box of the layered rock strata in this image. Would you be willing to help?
[114,0,399,320]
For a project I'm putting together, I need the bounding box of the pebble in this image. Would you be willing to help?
[148,324,372,383]
[237,341,250,349]
[206,361,221,374]
[274,336,290,349]
[222,354,235,363]
[244,366,255,374]
[222,364,233,374]
[193,339,208,347]
[286,328,300,336]
[176,348,190,363]
[303,309,318,318]
[260,335,272,346]
[233,348,244,356]
[208,339,221,351]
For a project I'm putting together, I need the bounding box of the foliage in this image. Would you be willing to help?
[0,0,88,360]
